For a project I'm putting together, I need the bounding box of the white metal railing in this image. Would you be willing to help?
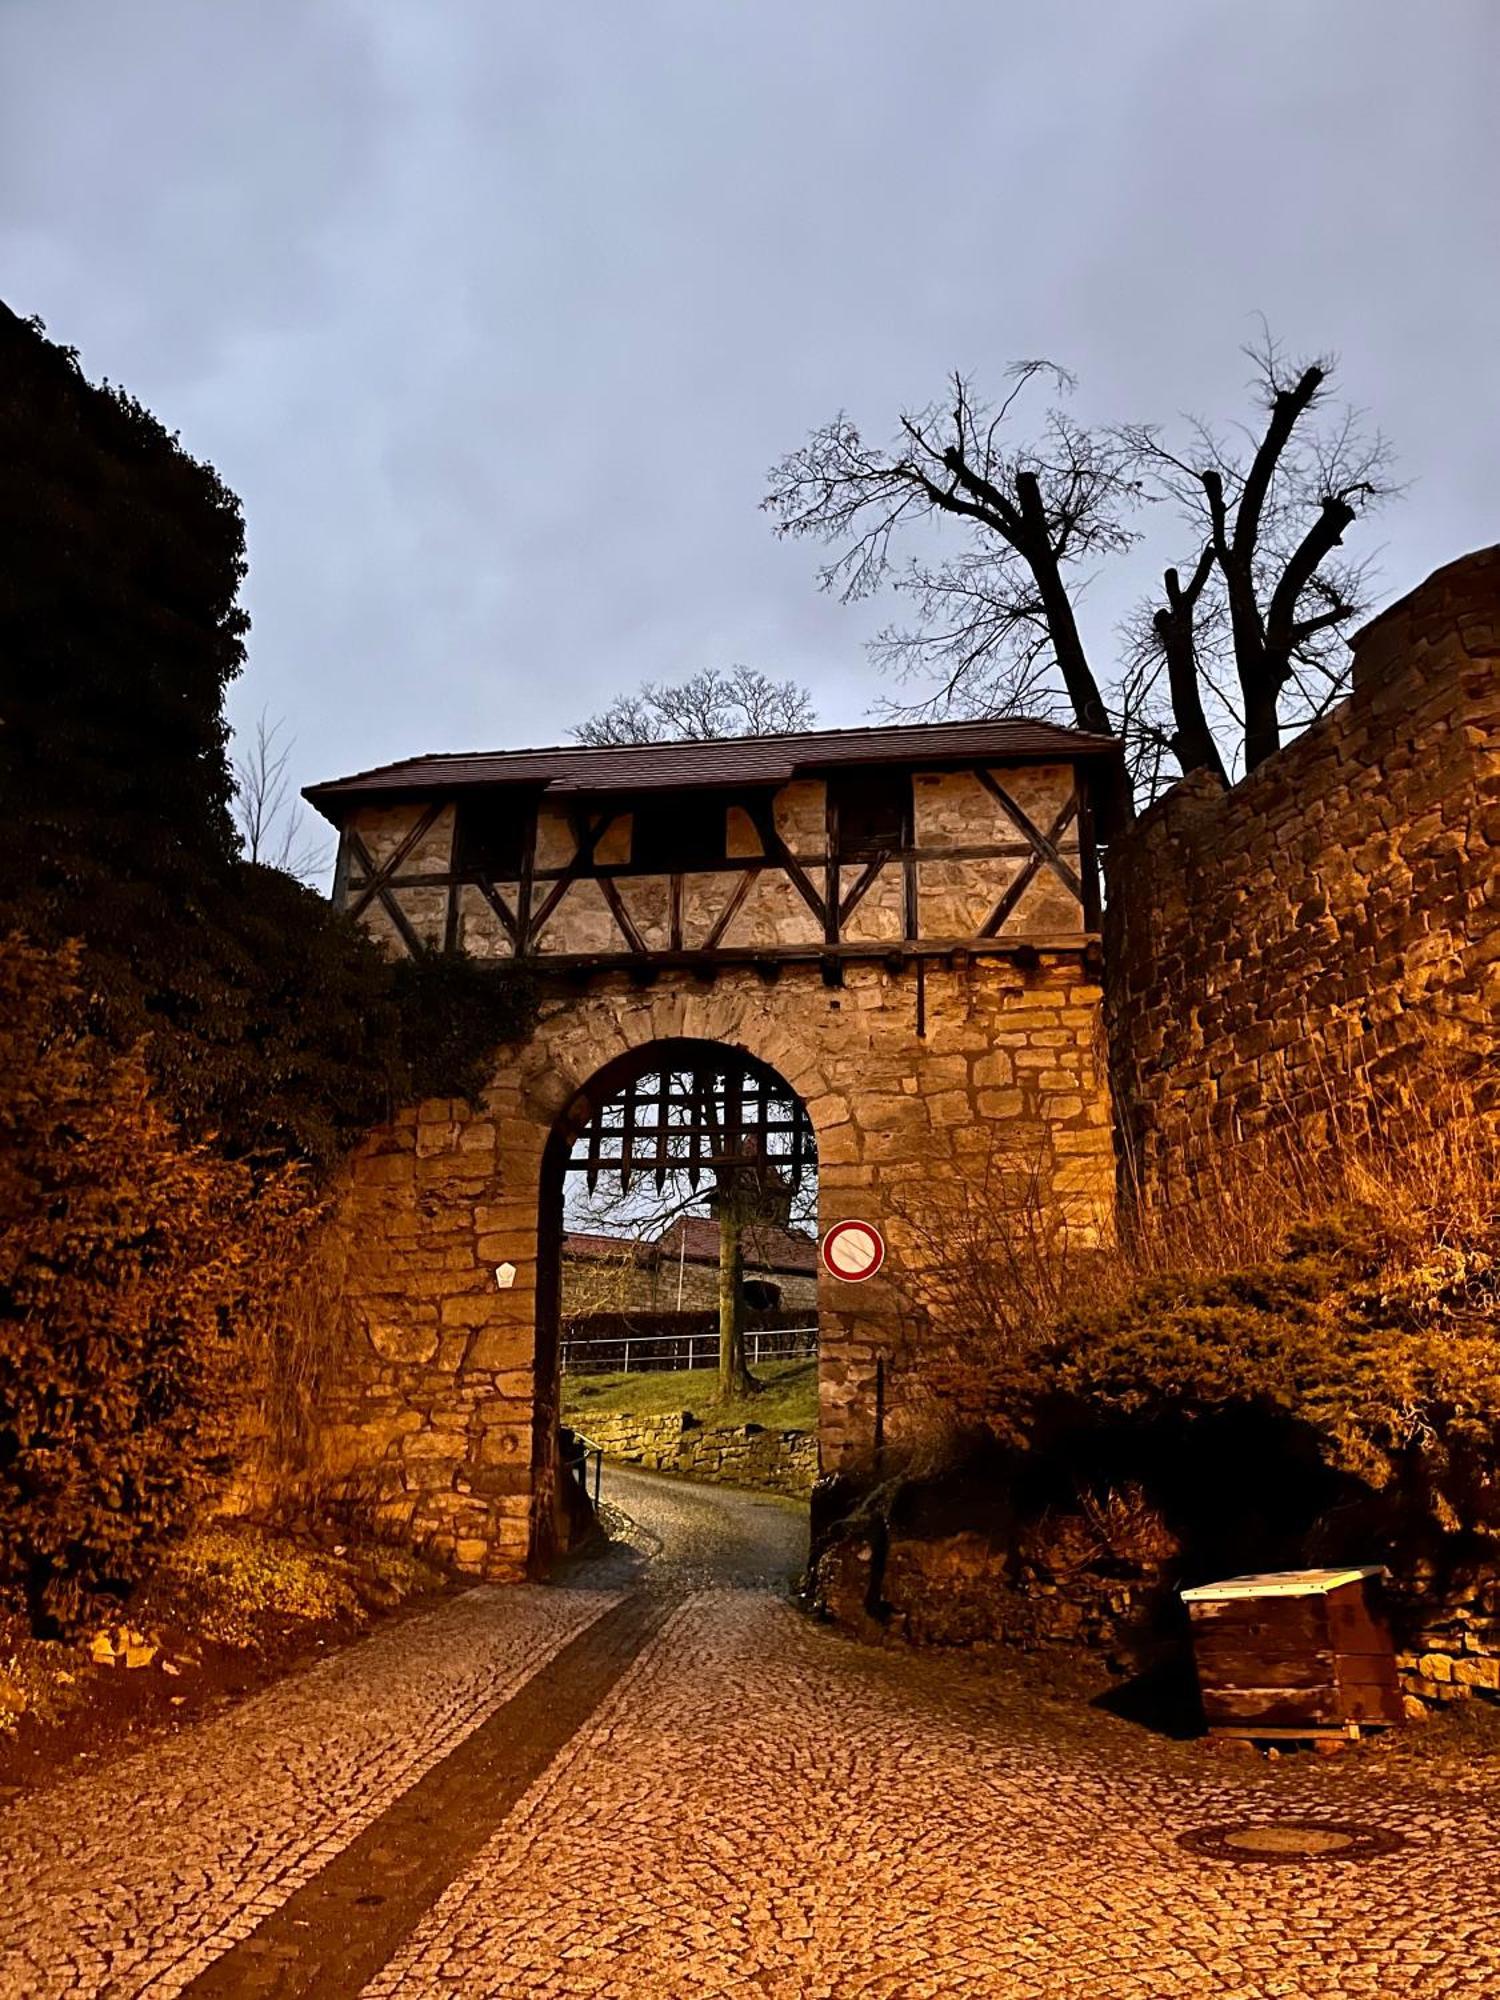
[560,1325,818,1375]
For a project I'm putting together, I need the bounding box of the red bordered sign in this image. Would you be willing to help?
[820,1219,886,1283]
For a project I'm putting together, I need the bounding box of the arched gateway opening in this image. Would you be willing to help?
[307,716,1122,1583]
[533,1040,818,1568]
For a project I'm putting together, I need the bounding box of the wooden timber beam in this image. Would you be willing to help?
[973,767,1084,903]
[346,801,446,932]
[742,798,828,932]
[978,791,1081,938]
[344,828,426,957]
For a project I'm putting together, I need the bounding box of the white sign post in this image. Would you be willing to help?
[820,1219,886,1283]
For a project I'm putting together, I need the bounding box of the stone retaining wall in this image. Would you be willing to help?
[814,1516,1500,1719]
[577,1411,817,1498]
[1390,1563,1500,1710]
[1104,545,1499,1214]
[814,1525,1161,1656]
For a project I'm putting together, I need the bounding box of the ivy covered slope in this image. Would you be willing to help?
[0,305,533,1639]
[0,938,296,1630]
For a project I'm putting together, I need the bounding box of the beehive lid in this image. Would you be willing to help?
[1180,1566,1388,1604]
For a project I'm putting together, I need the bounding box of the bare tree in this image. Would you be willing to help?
[574,664,816,746]
[764,335,1394,794]
[1122,329,1394,775]
[232,711,330,884]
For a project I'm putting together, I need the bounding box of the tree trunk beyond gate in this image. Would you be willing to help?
[718,1194,752,1400]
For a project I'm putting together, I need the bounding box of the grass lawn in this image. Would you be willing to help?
[563,1356,818,1432]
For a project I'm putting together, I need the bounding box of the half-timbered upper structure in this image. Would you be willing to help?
[304,716,1126,972]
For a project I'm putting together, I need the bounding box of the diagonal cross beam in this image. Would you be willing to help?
[344,815,446,956]
[346,802,446,926]
[977,786,1082,937]
[838,853,889,926]
[527,810,620,948]
[743,800,827,930]
[974,769,1084,903]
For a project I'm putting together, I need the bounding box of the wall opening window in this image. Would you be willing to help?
[831,771,909,859]
[632,797,725,871]
[455,796,527,880]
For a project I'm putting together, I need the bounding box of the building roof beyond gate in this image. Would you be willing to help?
[562,1215,819,1276]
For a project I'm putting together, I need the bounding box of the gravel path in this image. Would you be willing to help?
[3,1467,1497,1998]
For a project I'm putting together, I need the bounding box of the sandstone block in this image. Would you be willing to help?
[368,1319,440,1366]
[439,1294,514,1328]
[976,1089,1024,1119]
[400,1429,463,1464]
[465,1326,533,1371]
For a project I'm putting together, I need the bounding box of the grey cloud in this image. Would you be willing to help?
[1,0,1495,812]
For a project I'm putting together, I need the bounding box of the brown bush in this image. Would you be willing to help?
[0,935,314,1631]
[877,1059,1500,1583]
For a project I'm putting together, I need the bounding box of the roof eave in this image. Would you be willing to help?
[304,735,1127,825]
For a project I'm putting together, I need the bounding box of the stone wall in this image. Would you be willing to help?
[304,953,1114,1579]
[1390,1562,1500,1712]
[560,1251,819,1318]
[814,1521,1169,1658]
[576,1411,818,1498]
[1104,546,1499,1212]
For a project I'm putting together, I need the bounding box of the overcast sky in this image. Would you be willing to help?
[3,2,1496,830]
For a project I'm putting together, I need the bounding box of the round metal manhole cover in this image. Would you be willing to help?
[1178,1821,1405,1865]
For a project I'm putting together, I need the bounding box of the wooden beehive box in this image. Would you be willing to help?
[1181,1567,1404,1739]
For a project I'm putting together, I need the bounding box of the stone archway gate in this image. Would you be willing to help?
[303,718,1125,1578]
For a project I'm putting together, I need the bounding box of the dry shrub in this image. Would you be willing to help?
[0,935,319,1631]
[881,1053,1500,1556]
[896,1043,1497,1400]
[886,1144,1084,1360]
[235,1214,347,1493]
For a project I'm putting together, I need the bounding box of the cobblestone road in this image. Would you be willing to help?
[3,1469,1497,1998]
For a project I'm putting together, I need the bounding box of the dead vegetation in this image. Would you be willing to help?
[873,1059,1500,1585]
[0,1520,448,1796]
[889,1053,1498,1427]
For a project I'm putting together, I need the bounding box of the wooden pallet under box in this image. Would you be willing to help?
[1181,1567,1404,1739]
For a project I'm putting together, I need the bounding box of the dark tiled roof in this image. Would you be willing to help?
[560,1230,650,1265]
[563,1216,819,1275]
[304,716,1121,820]
[654,1214,819,1275]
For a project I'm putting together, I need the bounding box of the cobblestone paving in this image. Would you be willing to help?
[0,1581,620,1999]
[3,1470,1498,1999]
[362,1585,1500,2000]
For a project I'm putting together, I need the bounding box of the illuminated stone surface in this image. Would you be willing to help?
[2,1470,1494,1999]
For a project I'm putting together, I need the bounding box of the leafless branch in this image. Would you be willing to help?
[766,364,1143,740]
[232,710,331,885]
[771,334,1397,797]
[574,665,816,745]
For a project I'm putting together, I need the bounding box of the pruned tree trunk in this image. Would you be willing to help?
[1243,684,1286,773]
[1155,555,1228,785]
[718,1190,752,1400]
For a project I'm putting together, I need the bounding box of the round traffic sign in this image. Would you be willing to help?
[821,1219,886,1283]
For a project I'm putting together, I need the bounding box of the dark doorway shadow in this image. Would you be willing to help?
[1091,1650,1204,1740]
